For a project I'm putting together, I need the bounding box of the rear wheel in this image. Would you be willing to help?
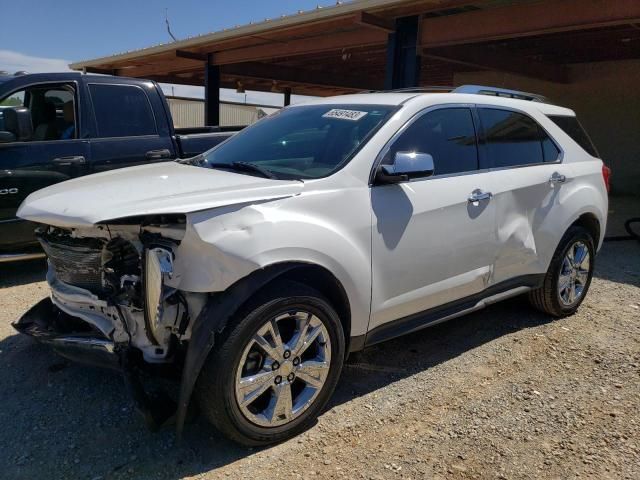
[196,281,345,446]
[528,226,595,317]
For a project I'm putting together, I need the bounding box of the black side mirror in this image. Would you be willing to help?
[1,107,33,142]
[375,151,435,184]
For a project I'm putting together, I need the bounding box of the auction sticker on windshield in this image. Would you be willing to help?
[322,109,368,121]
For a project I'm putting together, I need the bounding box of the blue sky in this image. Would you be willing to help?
[0,0,338,105]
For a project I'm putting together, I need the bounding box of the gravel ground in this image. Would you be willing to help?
[0,239,638,480]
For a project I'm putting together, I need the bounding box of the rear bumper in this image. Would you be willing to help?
[13,298,120,370]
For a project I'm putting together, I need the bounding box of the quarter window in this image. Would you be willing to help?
[384,108,479,176]
[548,115,599,158]
[89,84,156,138]
[479,108,559,167]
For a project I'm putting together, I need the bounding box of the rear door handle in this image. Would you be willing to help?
[52,155,86,166]
[145,149,172,160]
[468,190,493,203]
[549,172,567,185]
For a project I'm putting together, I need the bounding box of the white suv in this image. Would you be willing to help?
[15,85,609,445]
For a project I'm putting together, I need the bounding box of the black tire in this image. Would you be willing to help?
[528,225,595,317]
[196,280,345,446]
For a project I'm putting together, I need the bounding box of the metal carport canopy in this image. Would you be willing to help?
[69,0,640,97]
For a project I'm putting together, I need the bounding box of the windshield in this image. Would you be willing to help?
[202,104,396,179]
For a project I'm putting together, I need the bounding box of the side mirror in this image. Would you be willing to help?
[375,151,435,184]
[1,107,33,142]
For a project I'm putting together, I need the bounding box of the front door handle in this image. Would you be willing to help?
[468,190,493,203]
[145,149,172,160]
[52,155,86,166]
[549,172,567,185]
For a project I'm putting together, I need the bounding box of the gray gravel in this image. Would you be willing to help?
[1,240,638,480]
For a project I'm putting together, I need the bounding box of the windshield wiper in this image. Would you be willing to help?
[208,161,278,179]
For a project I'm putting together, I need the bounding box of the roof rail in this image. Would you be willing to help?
[453,85,548,103]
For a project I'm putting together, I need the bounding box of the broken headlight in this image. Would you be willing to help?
[144,247,173,344]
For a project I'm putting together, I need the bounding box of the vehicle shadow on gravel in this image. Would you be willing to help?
[333,296,554,408]
[0,258,46,288]
[592,240,640,288]
[0,295,556,480]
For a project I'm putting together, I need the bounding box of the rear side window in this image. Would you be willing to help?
[548,115,599,158]
[384,107,479,176]
[479,108,559,168]
[89,84,156,138]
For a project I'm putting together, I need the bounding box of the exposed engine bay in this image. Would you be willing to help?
[32,215,207,364]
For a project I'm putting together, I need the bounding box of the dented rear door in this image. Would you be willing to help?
[477,106,570,284]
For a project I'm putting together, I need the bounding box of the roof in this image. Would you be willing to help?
[67,0,500,96]
[69,0,413,69]
[299,90,576,116]
[67,0,640,97]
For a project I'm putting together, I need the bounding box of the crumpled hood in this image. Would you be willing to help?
[17,162,303,228]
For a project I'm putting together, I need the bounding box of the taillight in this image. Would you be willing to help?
[602,164,611,194]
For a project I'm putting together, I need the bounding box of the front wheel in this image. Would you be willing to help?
[196,281,345,446]
[529,225,595,317]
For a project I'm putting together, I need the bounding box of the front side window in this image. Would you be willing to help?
[89,84,156,138]
[382,107,479,176]
[479,108,559,167]
[0,85,76,143]
[202,104,395,179]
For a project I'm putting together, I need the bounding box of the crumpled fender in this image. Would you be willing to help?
[175,263,298,437]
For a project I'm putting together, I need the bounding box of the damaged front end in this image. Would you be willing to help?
[13,215,207,428]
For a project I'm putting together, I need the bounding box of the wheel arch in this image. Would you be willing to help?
[571,212,601,248]
[175,260,353,437]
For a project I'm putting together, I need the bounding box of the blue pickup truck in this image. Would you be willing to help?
[0,72,240,260]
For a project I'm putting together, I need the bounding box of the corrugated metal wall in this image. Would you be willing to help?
[167,98,269,127]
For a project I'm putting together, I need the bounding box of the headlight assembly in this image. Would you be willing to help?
[144,247,174,345]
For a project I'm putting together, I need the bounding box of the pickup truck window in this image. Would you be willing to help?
[89,84,157,138]
[202,104,395,179]
[0,84,77,143]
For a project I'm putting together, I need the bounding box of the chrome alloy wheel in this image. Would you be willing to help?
[234,311,332,427]
[558,240,591,306]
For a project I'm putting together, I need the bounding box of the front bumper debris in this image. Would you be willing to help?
[13,298,178,430]
[13,297,119,369]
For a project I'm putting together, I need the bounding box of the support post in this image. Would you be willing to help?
[384,16,421,90]
[283,87,292,106]
[204,55,220,126]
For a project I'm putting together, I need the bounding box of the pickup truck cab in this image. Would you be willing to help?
[15,86,608,446]
[0,72,238,259]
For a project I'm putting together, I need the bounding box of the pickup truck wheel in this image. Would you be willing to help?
[528,226,595,318]
[196,280,345,446]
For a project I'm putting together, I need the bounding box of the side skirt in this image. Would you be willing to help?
[362,274,544,348]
